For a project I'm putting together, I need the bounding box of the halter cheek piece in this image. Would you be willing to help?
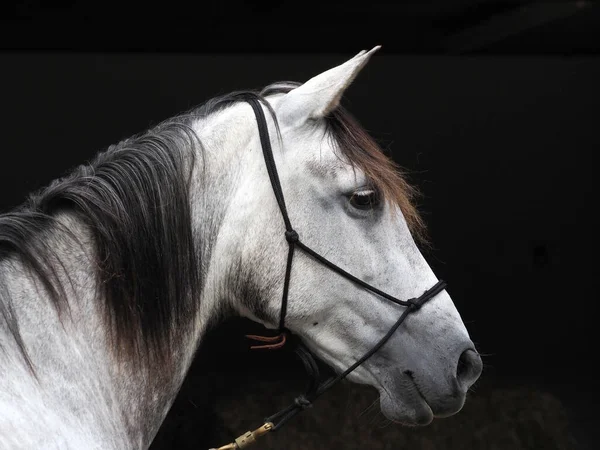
[213,98,447,449]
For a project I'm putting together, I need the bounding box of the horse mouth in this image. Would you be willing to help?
[404,370,435,425]
[379,370,434,426]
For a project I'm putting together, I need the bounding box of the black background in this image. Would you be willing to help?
[1,1,598,449]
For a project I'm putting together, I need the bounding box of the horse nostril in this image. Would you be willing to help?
[456,348,483,391]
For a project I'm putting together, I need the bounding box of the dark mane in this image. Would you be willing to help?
[0,121,202,371]
[0,82,425,372]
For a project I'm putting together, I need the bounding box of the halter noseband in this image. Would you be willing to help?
[213,98,447,449]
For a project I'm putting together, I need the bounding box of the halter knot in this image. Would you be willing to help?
[294,395,312,409]
[407,298,424,310]
[285,230,299,243]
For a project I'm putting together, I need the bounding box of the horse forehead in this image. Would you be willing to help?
[303,157,340,178]
[299,150,358,183]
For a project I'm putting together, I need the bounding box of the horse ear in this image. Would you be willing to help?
[276,46,381,126]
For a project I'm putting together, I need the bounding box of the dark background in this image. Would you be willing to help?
[1,1,598,449]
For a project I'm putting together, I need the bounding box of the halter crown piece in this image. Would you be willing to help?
[212,98,447,450]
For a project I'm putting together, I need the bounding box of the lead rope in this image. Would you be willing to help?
[212,98,447,449]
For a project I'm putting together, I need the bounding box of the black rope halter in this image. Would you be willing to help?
[212,98,447,449]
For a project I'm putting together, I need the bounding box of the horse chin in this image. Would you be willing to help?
[377,386,434,427]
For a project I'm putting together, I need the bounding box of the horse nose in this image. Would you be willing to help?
[455,348,482,391]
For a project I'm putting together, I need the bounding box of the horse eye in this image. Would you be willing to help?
[349,189,380,210]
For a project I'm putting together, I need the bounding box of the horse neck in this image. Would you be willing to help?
[0,120,250,449]
[190,104,264,314]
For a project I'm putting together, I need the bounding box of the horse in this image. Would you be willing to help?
[0,47,482,449]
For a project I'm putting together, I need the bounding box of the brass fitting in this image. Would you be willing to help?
[213,422,274,450]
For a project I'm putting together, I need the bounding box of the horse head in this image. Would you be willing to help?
[205,48,482,426]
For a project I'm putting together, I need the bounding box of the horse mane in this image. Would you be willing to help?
[0,120,202,372]
[0,82,425,372]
